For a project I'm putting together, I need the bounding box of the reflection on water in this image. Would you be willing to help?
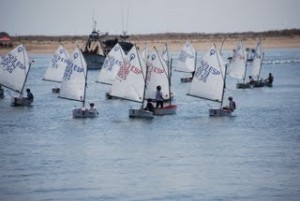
[0,49,300,201]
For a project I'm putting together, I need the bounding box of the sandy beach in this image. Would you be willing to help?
[0,36,300,55]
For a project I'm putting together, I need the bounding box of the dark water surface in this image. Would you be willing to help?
[0,48,300,201]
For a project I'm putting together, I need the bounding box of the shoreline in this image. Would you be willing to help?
[1,36,299,55]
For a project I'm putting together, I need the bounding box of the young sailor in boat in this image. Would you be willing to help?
[222,96,236,112]
[248,76,255,85]
[155,85,164,108]
[144,98,155,112]
[265,73,274,85]
[26,88,34,103]
[89,103,98,114]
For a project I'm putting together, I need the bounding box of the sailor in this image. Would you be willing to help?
[223,96,236,112]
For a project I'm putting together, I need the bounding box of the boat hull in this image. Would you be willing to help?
[209,109,232,117]
[11,97,32,106]
[52,87,60,93]
[0,89,4,99]
[265,83,273,87]
[72,108,98,118]
[153,105,177,115]
[129,109,154,118]
[82,53,105,70]
[180,77,193,83]
[252,81,265,88]
[236,83,251,89]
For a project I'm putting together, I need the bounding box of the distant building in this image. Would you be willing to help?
[0,32,13,47]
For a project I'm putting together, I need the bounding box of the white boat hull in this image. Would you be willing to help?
[153,105,177,115]
[11,97,32,106]
[129,109,153,118]
[72,108,98,118]
[209,108,232,117]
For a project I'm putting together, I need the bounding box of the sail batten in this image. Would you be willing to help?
[187,93,222,103]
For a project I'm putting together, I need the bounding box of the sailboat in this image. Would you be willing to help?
[0,44,33,106]
[227,40,250,89]
[145,47,177,115]
[108,45,153,118]
[96,43,125,85]
[251,41,265,88]
[81,20,107,70]
[187,44,232,117]
[43,44,69,93]
[59,47,98,118]
[175,41,197,83]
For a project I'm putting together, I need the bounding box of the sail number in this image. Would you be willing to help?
[63,60,84,80]
[0,53,26,73]
[117,62,142,80]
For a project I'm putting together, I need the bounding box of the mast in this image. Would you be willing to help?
[135,45,146,109]
[256,41,263,81]
[241,41,248,84]
[164,43,172,87]
[214,43,226,108]
[79,48,87,108]
[194,52,197,73]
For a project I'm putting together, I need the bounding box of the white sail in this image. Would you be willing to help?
[59,47,87,102]
[43,44,69,82]
[252,41,264,80]
[109,45,146,102]
[227,40,247,80]
[188,45,225,102]
[145,48,170,100]
[161,43,169,66]
[0,44,30,93]
[97,43,125,85]
[175,41,196,73]
[140,44,149,62]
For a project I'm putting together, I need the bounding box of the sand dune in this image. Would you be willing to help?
[0,35,299,55]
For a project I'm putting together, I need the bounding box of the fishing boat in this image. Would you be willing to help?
[188,44,232,117]
[59,47,98,118]
[82,20,133,70]
[145,47,177,115]
[102,33,133,56]
[81,20,108,70]
[108,45,153,118]
[43,44,69,93]
[251,41,265,88]
[0,44,34,106]
[227,40,250,89]
[175,41,197,83]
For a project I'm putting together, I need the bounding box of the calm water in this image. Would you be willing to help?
[0,48,300,201]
